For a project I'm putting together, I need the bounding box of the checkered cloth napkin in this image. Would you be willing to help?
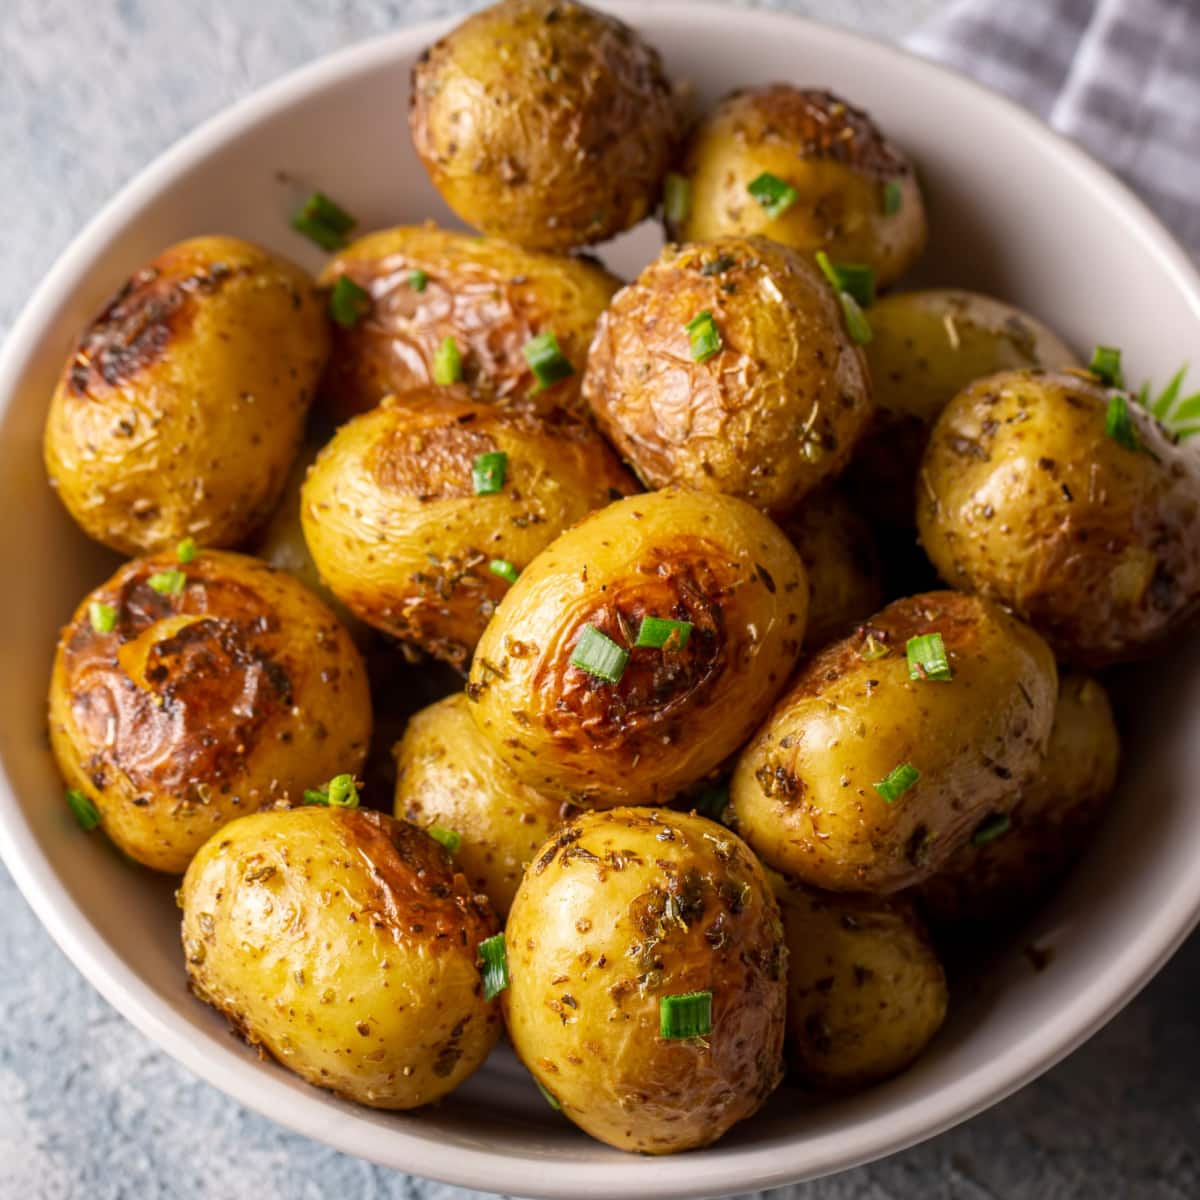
[908,0,1200,259]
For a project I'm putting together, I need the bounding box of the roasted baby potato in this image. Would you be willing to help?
[48,550,371,873]
[44,236,328,555]
[467,488,808,805]
[846,290,1078,525]
[670,86,926,288]
[319,226,620,422]
[504,807,786,1153]
[181,806,501,1108]
[583,237,872,515]
[917,369,1200,664]
[917,672,1119,929]
[729,591,1057,893]
[775,879,947,1091]
[301,388,636,668]
[393,693,574,916]
[409,0,680,251]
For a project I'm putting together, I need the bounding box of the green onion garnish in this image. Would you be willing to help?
[291,191,357,251]
[883,180,903,215]
[472,451,508,495]
[748,171,798,220]
[176,537,198,565]
[303,773,360,809]
[814,251,875,308]
[874,762,919,803]
[971,812,1012,847]
[1105,393,1141,452]
[478,932,509,1000]
[906,632,952,682]
[329,275,371,328]
[839,292,872,345]
[433,335,463,385]
[664,172,692,226]
[428,826,462,854]
[659,990,713,1039]
[408,268,429,293]
[66,788,100,832]
[685,310,722,362]
[489,558,519,585]
[635,616,693,650]
[569,625,629,684]
[89,601,117,634]
[1089,344,1124,388]
[535,1078,562,1111]
[147,568,186,596]
[523,332,574,391]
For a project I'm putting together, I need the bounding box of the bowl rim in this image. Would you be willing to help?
[3,4,1200,1195]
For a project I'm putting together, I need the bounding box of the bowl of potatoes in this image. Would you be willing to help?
[3,1,1200,1196]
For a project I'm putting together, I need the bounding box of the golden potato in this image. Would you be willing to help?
[917,369,1200,664]
[318,226,620,422]
[409,0,681,250]
[917,672,1119,929]
[504,807,786,1153]
[775,879,946,1090]
[467,488,808,805]
[44,236,328,555]
[670,86,926,287]
[583,237,872,515]
[301,388,636,669]
[393,693,575,916]
[181,806,501,1108]
[729,591,1057,893]
[48,549,371,873]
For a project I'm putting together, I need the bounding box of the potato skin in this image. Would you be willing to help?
[670,86,926,287]
[729,591,1057,893]
[917,369,1200,664]
[48,550,371,873]
[916,672,1119,929]
[846,290,1077,525]
[301,388,636,668]
[180,807,501,1108]
[583,237,872,515]
[44,236,328,555]
[409,0,680,251]
[775,879,946,1091]
[393,693,575,916]
[318,226,620,422]
[468,489,809,805]
[504,808,786,1153]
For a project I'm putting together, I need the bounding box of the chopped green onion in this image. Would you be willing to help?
[176,536,198,564]
[839,292,872,345]
[906,632,952,682]
[874,762,919,803]
[1089,345,1124,388]
[664,172,692,226]
[523,332,574,391]
[1105,393,1141,452]
[971,812,1012,847]
[478,932,509,1000]
[148,568,186,596]
[659,990,713,1039]
[883,180,903,215]
[472,451,508,495]
[814,252,875,308]
[329,275,371,328]
[685,309,722,362]
[747,171,798,220]
[433,335,463,385]
[535,1078,562,1110]
[304,774,360,809]
[635,616,693,650]
[291,191,357,251]
[489,558,520,585]
[569,625,629,684]
[694,785,729,822]
[66,788,100,832]
[408,268,429,293]
[428,826,462,855]
[89,601,117,634]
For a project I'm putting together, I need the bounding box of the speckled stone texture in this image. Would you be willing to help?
[2,1,1199,1197]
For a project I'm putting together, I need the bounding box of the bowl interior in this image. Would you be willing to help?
[2,5,1199,1197]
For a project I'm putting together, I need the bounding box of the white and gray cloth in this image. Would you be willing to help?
[908,0,1200,259]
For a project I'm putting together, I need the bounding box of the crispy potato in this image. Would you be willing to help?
[670,86,926,287]
[409,0,680,251]
[729,591,1057,893]
[917,672,1119,928]
[583,237,872,515]
[917,369,1200,664]
[467,488,808,805]
[775,879,947,1090]
[318,226,620,422]
[301,388,636,669]
[504,807,786,1153]
[44,236,328,555]
[48,550,370,873]
[181,806,501,1108]
[393,693,574,916]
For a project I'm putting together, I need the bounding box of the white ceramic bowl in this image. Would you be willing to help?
[3,5,1200,1196]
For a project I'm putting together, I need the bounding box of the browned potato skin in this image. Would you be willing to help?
[468,489,809,806]
[670,87,926,288]
[318,226,620,422]
[504,808,786,1153]
[181,807,501,1109]
[917,369,1200,665]
[44,236,328,555]
[917,672,1119,929]
[393,693,576,917]
[583,237,872,515]
[775,879,947,1091]
[729,591,1057,893]
[409,0,680,251]
[301,387,637,669]
[48,550,371,873]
